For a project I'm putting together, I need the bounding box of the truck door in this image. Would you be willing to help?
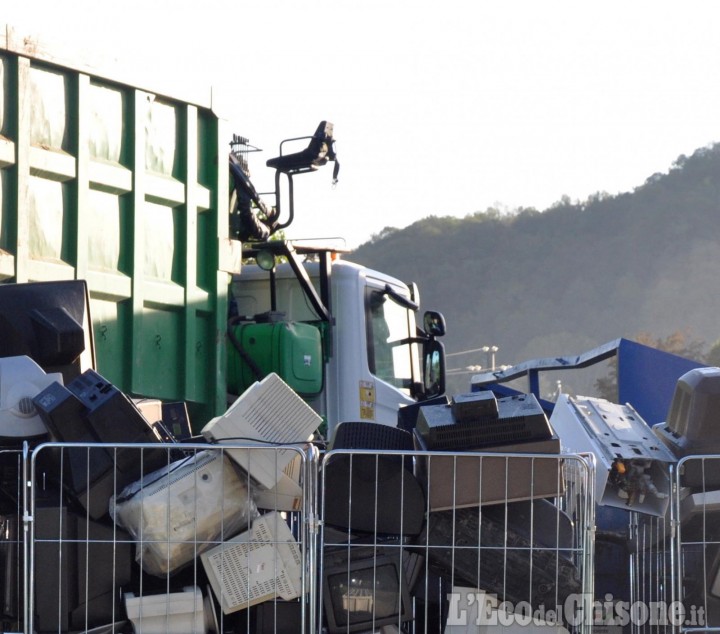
[359,280,421,425]
[366,285,417,393]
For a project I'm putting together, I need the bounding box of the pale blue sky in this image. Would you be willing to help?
[6,1,720,247]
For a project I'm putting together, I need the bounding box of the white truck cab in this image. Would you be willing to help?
[229,242,446,438]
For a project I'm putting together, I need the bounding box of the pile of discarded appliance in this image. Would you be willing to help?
[2,351,588,634]
[7,334,719,633]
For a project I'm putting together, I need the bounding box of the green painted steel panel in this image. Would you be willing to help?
[0,29,241,430]
[227,321,324,397]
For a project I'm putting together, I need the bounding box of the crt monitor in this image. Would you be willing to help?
[322,549,412,634]
[653,366,720,487]
[0,280,95,384]
[654,366,720,455]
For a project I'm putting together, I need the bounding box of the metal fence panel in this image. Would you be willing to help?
[26,442,316,634]
[320,450,595,634]
[9,443,597,634]
[674,455,720,634]
[0,448,24,633]
[629,509,676,634]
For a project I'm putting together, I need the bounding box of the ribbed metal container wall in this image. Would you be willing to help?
[0,26,240,429]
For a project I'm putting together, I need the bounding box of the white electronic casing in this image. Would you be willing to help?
[202,373,321,489]
[253,454,304,512]
[124,586,218,634]
[550,394,676,516]
[0,355,63,439]
[110,450,256,576]
[201,512,303,614]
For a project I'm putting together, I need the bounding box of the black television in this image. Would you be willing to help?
[322,549,413,634]
[0,280,95,384]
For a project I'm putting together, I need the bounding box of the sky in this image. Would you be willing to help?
[5,1,720,248]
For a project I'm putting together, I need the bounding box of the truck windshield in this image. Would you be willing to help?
[366,288,414,392]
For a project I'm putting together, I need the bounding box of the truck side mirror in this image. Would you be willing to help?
[423,339,446,399]
[424,311,446,338]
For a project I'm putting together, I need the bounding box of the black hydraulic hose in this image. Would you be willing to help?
[227,316,264,382]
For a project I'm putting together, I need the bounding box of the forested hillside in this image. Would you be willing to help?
[350,144,720,393]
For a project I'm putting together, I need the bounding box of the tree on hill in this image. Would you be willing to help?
[706,339,720,367]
